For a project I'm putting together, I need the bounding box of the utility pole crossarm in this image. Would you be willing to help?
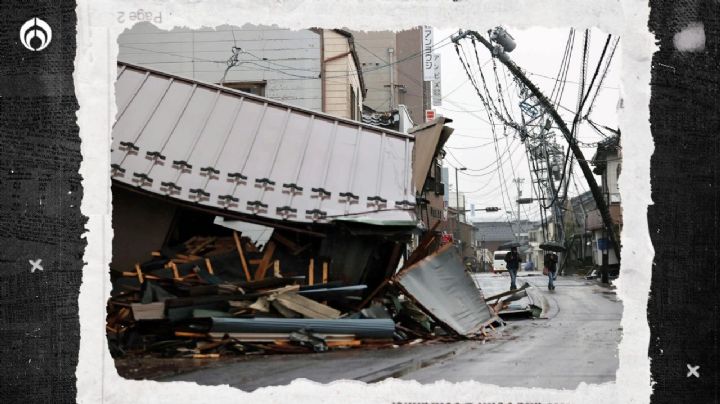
[454,30,621,262]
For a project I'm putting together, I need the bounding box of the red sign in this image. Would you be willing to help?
[425,109,436,121]
[441,232,453,245]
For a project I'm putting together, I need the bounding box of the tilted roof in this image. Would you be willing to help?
[111,62,417,225]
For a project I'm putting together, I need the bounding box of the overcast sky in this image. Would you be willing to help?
[432,26,621,223]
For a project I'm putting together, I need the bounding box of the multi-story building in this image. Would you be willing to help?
[586,135,622,267]
[350,28,431,124]
[117,24,365,120]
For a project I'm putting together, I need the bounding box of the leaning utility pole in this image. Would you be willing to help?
[513,177,524,240]
[452,30,621,263]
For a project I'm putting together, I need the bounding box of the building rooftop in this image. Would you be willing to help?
[111,62,417,226]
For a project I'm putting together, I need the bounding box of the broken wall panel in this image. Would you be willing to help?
[394,244,497,336]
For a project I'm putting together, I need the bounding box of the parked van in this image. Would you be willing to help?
[493,250,510,273]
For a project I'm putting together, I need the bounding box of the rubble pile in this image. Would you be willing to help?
[107,231,476,360]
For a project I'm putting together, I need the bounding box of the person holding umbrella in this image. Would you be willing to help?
[544,251,559,290]
[504,246,520,290]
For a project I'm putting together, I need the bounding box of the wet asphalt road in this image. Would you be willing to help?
[399,272,623,389]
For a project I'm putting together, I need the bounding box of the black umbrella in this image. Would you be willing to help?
[498,241,521,250]
[540,241,566,252]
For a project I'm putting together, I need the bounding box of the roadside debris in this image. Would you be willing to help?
[107,226,499,361]
[483,282,545,319]
[393,243,499,336]
[107,62,497,365]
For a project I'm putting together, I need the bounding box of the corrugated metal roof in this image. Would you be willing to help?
[394,244,497,336]
[111,62,417,225]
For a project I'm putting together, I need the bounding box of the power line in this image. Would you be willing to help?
[120,31,457,83]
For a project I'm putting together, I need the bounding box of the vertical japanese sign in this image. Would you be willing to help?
[432,53,442,106]
[422,25,434,81]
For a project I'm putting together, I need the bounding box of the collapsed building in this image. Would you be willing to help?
[107,62,498,361]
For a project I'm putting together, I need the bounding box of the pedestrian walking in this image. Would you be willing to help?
[544,252,559,290]
[524,259,535,272]
[504,247,520,290]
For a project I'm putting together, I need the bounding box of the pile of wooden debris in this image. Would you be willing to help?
[106,230,477,359]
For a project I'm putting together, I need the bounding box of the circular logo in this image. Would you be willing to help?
[20,18,52,51]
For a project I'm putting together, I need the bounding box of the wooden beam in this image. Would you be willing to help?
[134,263,144,284]
[272,292,341,319]
[322,261,329,284]
[233,231,252,282]
[254,241,276,280]
[327,339,361,348]
[190,353,220,359]
[204,258,214,275]
[188,237,217,255]
[170,262,180,280]
[273,260,281,278]
[308,258,315,285]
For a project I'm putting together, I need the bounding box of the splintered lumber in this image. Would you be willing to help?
[273,260,281,278]
[326,339,362,348]
[188,237,217,255]
[170,262,180,280]
[249,297,271,313]
[175,331,208,338]
[308,258,315,286]
[270,300,301,318]
[190,353,220,359]
[233,231,252,281]
[254,241,276,280]
[121,272,161,281]
[270,292,341,319]
[134,263,144,284]
[204,258,214,275]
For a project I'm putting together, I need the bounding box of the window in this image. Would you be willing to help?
[221,81,266,96]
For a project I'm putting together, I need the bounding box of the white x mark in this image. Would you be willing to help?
[687,364,700,378]
[29,259,43,273]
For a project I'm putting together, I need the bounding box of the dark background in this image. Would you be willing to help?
[0,1,85,402]
[0,0,717,402]
[647,0,719,402]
